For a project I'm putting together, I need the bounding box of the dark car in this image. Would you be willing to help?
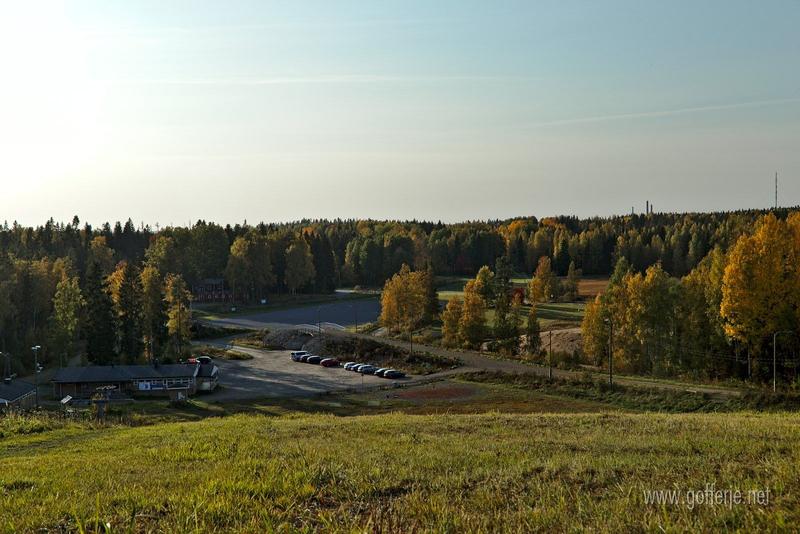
[320,358,340,367]
[374,368,389,377]
[306,355,323,365]
[358,365,378,375]
[299,354,311,362]
[343,362,357,370]
[383,370,406,379]
[291,351,309,362]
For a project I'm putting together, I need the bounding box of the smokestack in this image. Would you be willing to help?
[646,200,649,215]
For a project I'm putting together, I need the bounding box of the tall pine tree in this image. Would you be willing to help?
[83,263,117,364]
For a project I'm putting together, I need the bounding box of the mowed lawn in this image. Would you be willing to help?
[1,411,799,532]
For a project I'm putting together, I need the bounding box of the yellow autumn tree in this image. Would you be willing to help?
[721,214,796,357]
[459,279,487,349]
[581,295,607,366]
[441,297,463,348]
[528,256,559,303]
[379,264,427,334]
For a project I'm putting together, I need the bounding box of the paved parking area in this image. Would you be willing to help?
[201,344,396,401]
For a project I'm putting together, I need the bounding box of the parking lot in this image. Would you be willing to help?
[202,343,398,401]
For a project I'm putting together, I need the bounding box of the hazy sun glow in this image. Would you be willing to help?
[0,2,798,225]
[0,4,104,195]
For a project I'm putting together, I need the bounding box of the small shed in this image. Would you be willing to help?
[0,379,36,410]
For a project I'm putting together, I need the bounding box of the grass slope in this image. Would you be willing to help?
[1,411,798,532]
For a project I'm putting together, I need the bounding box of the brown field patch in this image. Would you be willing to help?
[578,277,609,298]
[396,383,479,401]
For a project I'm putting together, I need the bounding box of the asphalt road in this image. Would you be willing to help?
[207,296,381,330]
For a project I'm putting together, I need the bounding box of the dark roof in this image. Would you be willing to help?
[52,364,199,384]
[0,380,36,403]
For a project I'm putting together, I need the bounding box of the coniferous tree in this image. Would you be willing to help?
[83,263,117,364]
[108,261,144,363]
[525,303,542,357]
[423,264,440,322]
[563,260,581,301]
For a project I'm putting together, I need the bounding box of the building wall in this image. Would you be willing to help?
[54,378,198,398]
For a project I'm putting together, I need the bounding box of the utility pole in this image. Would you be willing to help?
[31,345,41,409]
[177,302,183,356]
[775,171,778,209]
[773,331,793,392]
[548,330,553,380]
[604,319,613,389]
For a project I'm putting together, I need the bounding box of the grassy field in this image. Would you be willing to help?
[1,406,798,532]
[438,275,592,330]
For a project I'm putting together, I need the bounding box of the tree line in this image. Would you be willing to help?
[0,208,794,374]
[582,212,800,385]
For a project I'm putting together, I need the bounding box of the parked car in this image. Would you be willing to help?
[299,354,311,362]
[374,368,389,377]
[196,356,213,365]
[343,362,357,370]
[320,358,340,367]
[291,351,309,362]
[306,355,323,365]
[358,365,378,375]
[383,370,405,379]
[352,364,369,372]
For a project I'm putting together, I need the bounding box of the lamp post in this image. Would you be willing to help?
[317,306,322,337]
[604,318,613,389]
[31,345,41,409]
[772,330,794,393]
[349,304,358,333]
[548,330,553,380]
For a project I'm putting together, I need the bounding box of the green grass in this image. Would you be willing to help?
[458,371,800,412]
[1,408,798,531]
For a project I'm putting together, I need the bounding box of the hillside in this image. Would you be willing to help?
[1,411,799,532]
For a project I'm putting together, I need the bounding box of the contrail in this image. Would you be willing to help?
[525,97,800,128]
[99,74,532,86]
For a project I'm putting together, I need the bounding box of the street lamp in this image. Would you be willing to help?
[317,306,322,337]
[31,345,41,409]
[772,331,794,393]
[603,318,613,389]
[348,303,358,333]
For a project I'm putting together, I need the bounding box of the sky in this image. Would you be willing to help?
[1,0,799,227]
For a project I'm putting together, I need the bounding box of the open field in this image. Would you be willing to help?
[1,407,798,532]
[437,275,594,330]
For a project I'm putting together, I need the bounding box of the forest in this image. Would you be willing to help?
[0,207,795,380]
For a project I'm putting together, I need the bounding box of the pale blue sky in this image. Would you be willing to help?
[1,1,798,225]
